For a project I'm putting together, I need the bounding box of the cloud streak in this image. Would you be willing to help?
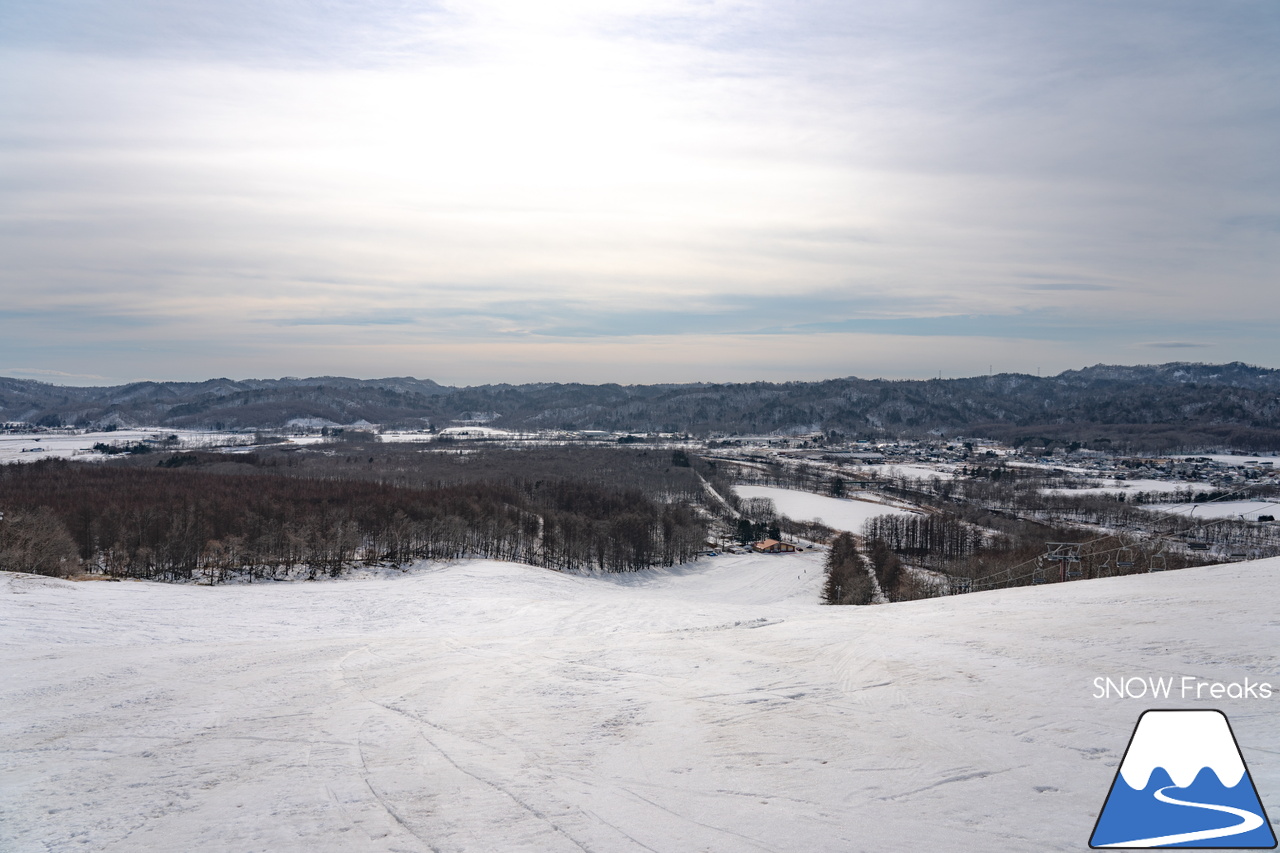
[1139,341,1215,350]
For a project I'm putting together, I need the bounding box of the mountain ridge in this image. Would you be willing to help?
[2,362,1278,451]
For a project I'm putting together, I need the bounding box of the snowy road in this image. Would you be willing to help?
[3,554,1278,851]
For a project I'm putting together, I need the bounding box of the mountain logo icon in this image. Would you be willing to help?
[1091,710,1277,848]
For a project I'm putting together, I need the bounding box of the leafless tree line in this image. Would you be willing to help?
[0,454,708,581]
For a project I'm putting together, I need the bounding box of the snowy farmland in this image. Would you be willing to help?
[735,484,919,532]
[0,429,244,464]
[1140,499,1280,521]
[3,553,1278,852]
[1042,478,1209,498]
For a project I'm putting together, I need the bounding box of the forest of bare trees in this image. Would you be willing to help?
[0,447,711,581]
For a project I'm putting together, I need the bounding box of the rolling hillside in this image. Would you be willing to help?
[4,362,1279,450]
[2,553,1277,851]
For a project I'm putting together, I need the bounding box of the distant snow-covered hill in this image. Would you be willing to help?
[3,361,1279,450]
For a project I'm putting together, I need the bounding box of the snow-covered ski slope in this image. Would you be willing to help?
[735,484,919,531]
[3,552,1277,852]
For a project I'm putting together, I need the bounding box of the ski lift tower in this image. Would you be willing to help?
[1045,542,1084,581]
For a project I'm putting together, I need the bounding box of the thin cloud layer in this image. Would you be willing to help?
[1,0,1276,384]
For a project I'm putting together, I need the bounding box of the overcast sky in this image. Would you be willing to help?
[2,0,1277,386]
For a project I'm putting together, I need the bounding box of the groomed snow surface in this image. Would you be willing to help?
[3,553,1278,852]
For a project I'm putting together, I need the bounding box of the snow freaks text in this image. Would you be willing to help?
[1093,676,1274,700]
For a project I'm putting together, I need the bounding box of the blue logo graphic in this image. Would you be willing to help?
[1091,710,1276,848]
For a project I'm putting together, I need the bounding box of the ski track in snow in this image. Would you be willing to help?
[3,554,1279,851]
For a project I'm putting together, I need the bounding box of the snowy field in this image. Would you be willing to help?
[1043,478,1202,498]
[0,429,243,464]
[1171,454,1280,467]
[4,553,1278,852]
[879,463,956,481]
[735,484,919,532]
[375,431,436,443]
[1139,499,1280,520]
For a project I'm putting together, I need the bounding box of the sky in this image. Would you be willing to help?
[1,0,1277,387]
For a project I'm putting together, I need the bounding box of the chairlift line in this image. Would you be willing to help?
[1149,542,1168,573]
[960,462,1280,593]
